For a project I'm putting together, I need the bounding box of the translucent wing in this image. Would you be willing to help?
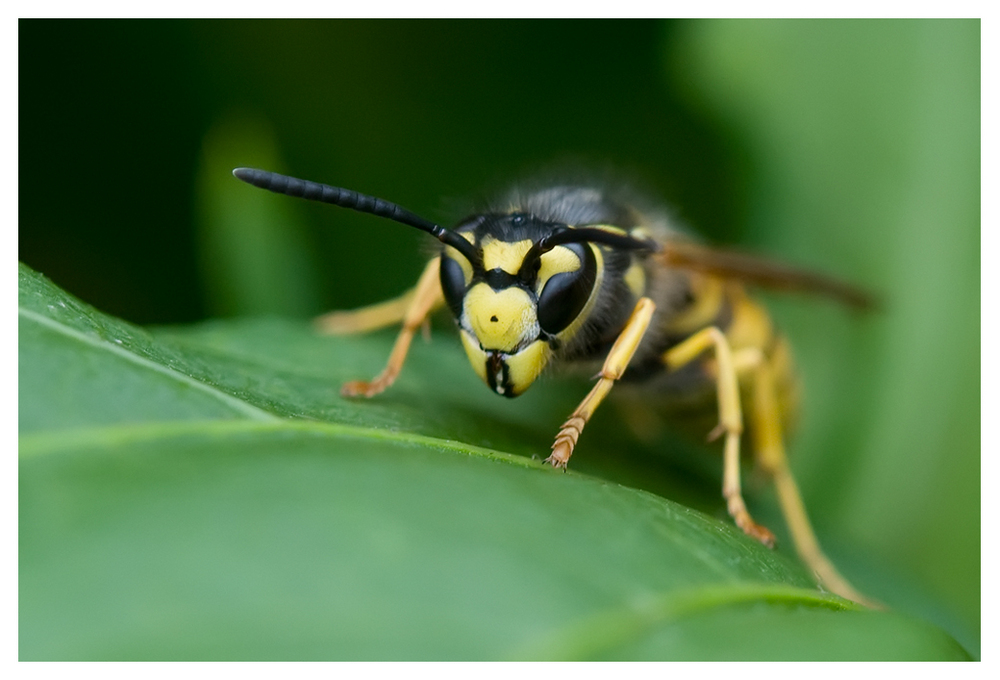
[659,239,876,310]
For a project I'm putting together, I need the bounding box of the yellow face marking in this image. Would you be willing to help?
[502,340,552,395]
[458,331,552,397]
[463,282,537,352]
[536,245,581,292]
[481,237,533,274]
[459,330,490,384]
[444,244,474,286]
[442,231,477,286]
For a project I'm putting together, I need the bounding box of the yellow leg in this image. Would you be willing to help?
[340,257,444,398]
[749,354,879,607]
[315,291,414,335]
[315,257,444,335]
[546,297,656,468]
[663,327,776,547]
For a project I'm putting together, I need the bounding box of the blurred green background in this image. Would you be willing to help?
[19,19,979,654]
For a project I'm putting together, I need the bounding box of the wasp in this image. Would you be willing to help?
[233,167,876,606]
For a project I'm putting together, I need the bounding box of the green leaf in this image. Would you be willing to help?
[18,263,970,660]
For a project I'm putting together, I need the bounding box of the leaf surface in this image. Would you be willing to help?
[18,264,969,660]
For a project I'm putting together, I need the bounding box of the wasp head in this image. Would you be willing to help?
[438,213,602,398]
[230,169,657,397]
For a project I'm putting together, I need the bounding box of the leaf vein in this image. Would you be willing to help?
[19,307,279,422]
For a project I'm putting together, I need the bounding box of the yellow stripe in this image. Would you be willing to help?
[481,237,533,274]
[623,261,646,298]
[723,287,773,353]
[536,245,581,293]
[662,274,725,336]
[553,244,604,345]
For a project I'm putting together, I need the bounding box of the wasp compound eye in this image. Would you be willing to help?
[536,242,597,335]
[440,253,469,317]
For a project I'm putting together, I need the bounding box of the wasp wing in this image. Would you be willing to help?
[659,240,876,310]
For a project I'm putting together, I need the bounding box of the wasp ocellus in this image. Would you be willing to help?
[233,167,877,607]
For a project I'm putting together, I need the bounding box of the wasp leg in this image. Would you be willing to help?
[315,291,415,335]
[316,257,445,335]
[340,257,444,398]
[662,327,776,547]
[748,351,878,607]
[547,297,656,468]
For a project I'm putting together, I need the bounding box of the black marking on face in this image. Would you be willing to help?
[485,352,515,398]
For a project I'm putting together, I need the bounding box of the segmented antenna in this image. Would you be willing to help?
[541,226,659,253]
[519,225,658,278]
[232,167,481,264]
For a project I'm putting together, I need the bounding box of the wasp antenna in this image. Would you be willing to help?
[541,226,659,253]
[232,168,480,264]
[518,226,657,281]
